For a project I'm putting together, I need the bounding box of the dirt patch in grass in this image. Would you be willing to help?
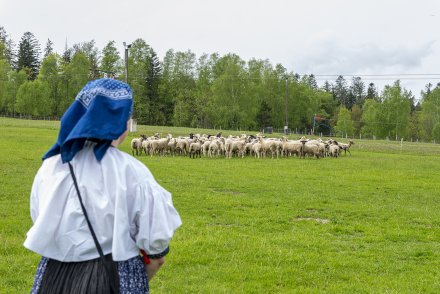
[294,217,330,224]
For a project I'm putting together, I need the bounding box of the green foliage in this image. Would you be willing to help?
[361,81,411,139]
[407,112,422,141]
[351,104,362,135]
[100,41,120,76]
[128,39,153,124]
[419,87,440,140]
[334,107,355,137]
[432,122,440,141]
[0,69,27,114]
[58,52,90,114]
[15,80,51,116]
[381,81,411,139]
[256,100,272,129]
[39,53,61,115]
[72,40,99,79]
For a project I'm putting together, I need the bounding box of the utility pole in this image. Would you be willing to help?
[123,42,132,84]
[284,77,288,135]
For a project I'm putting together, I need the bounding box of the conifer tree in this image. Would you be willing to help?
[17,32,41,79]
[44,38,54,58]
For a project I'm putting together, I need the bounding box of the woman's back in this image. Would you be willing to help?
[25,141,180,262]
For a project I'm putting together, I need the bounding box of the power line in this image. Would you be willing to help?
[312,73,440,77]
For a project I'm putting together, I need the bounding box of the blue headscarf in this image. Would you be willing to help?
[43,78,133,163]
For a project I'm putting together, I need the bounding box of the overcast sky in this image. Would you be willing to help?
[1,0,440,99]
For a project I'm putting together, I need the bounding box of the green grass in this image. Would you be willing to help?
[1,117,440,293]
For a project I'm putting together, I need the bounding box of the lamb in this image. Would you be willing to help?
[339,140,354,156]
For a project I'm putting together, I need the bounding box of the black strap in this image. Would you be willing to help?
[68,162,104,258]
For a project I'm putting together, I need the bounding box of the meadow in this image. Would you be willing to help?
[1,117,440,293]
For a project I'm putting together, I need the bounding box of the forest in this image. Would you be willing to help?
[1,26,440,141]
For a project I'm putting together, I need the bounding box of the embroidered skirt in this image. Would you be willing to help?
[30,255,149,294]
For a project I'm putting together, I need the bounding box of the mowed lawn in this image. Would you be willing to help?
[1,118,440,293]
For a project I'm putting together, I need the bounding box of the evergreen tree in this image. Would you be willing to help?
[256,100,272,129]
[333,75,349,107]
[366,82,379,101]
[17,32,41,80]
[147,49,163,125]
[322,80,332,93]
[62,41,72,64]
[349,76,365,108]
[44,39,54,58]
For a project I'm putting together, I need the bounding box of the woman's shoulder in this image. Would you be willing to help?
[104,147,154,182]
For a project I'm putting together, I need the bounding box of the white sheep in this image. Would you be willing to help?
[130,135,146,156]
[339,140,355,156]
[150,134,172,157]
[189,139,203,158]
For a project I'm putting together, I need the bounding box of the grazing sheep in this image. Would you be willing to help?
[252,141,262,158]
[141,139,151,155]
[131,134,146,156]
[328,143,340,157]
[208,139,222,158]
[150,134,172,157]
[258,137,277,159]
[189,139,203,158]
[201,140,211,157]
[299,137,320,159]
[282,139,302,157]
[167,138,178,156]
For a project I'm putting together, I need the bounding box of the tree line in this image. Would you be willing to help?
[1,26,440,141]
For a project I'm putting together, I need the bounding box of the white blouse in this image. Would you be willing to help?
[24,141,182,262]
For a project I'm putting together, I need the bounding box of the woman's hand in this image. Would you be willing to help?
[146,257,165,281]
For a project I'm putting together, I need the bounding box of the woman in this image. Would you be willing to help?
[24,78,181,293]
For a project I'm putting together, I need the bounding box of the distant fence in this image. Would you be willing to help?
[1,115,438,147]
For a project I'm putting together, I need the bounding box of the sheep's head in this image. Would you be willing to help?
[300,136,308,143]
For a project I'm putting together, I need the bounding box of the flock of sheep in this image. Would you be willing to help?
[130,132,355,159]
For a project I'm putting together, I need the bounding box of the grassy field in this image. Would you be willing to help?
[1,117,440,293]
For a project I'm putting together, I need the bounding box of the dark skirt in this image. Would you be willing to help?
[30,255,149,294]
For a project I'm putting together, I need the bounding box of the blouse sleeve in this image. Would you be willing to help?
[29,170,41,223]
[134,179,182,256]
